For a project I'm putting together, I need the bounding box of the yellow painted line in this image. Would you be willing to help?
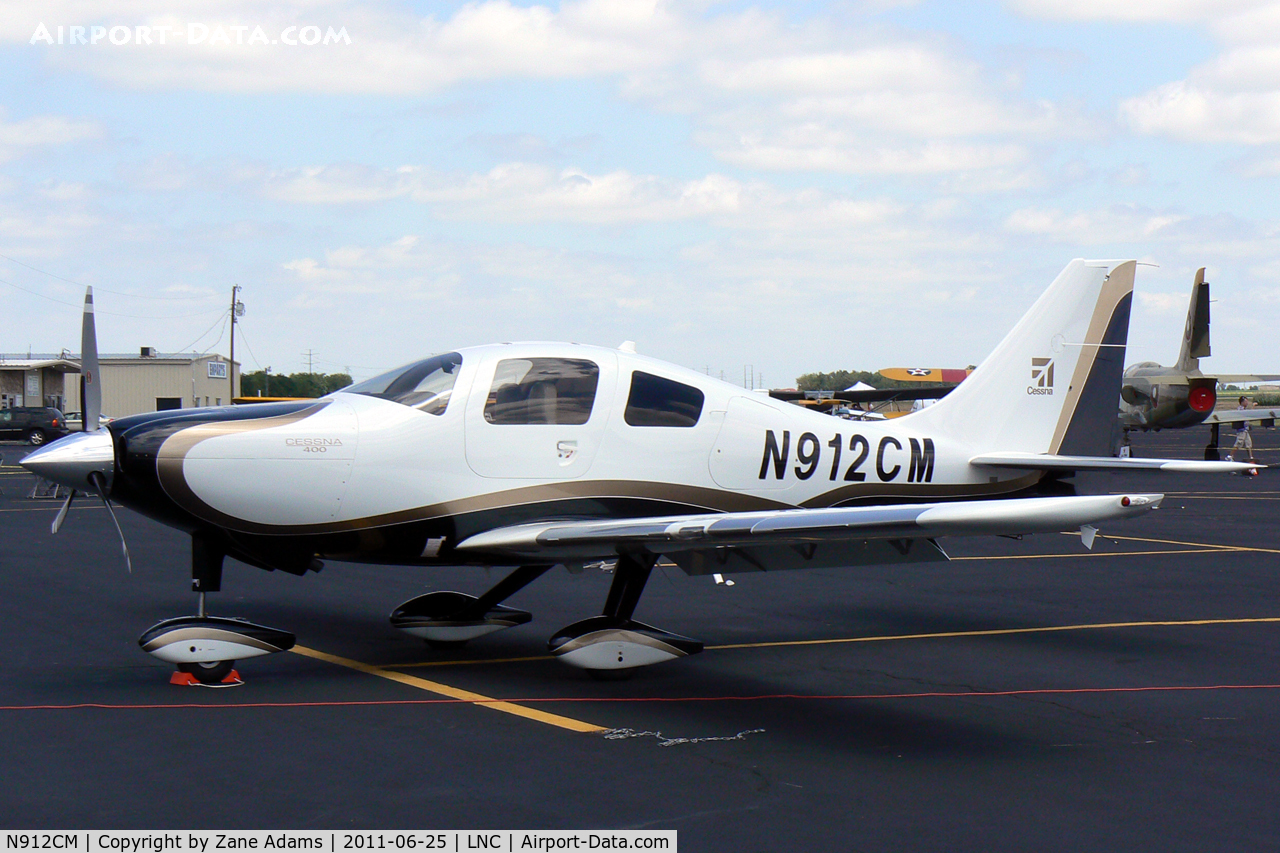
[289,644,606,734]
[955,531,1280,561]
[1103,534,1280,556]
[1162,491,1280,496]
[1167,491,1280,499]
[952,548,1227,561]
[0,506,99,514]
[706,617,1280,652]
[400,615,1280,668]
[397,654,555,668]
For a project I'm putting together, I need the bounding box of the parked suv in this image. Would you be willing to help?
[0,407,69,445]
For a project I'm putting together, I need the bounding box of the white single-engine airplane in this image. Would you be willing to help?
[23,259,1255,682]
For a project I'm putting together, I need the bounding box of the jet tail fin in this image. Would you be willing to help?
[910,259,1134,458]
[1175,268,1210,373]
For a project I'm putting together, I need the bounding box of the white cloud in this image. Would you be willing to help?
[1005,204,1194,245]
[1122,78,1280,145]
[12,0,682,93]
[0,110,101,162]
[1005,0,1271,23]
[258,161,749,223]
[1136,290,1192,313]
[10,1,1073,182]
[662,36,1069,176]
[1034,1,1280,146]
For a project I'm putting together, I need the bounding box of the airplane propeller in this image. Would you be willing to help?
[81,285,102,433]
[39,286,132,571]
[51,491,73,534]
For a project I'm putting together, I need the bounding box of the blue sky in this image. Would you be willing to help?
[3,0,1280,385]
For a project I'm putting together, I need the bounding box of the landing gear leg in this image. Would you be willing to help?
[549,552,703,675]
[391,565,552,646]
[137,532,295,684]
[602,552,654,625]
[1205,422,1221,461]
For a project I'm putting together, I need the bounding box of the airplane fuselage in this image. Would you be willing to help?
[1119,361,1217,431]
[104,342,1045,570]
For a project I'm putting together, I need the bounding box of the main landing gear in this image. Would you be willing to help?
[392,554,703,676]
[390,564,550,647]
[548,552,702,677]
[1205,422,1222,461]
[137,534,295,684]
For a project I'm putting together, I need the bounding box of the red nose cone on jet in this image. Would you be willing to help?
[1188,386,1216,413]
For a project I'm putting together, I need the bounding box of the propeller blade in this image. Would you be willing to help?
[88,472,131,573]
[51,490,76,534]
[81,286,101,433]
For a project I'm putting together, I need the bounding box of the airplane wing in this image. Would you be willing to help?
[454,493,1161,568]
[1205,407,1280,425]
[1215,374,1280,384]
[970,452,1260,473]
[880,367,972,383]
[769,386,955,404]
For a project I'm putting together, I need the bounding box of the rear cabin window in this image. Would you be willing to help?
[624,371,704,427]
[484,358,600,425]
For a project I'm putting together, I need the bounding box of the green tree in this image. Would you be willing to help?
[795,370,916,392]
[241,370,352,398]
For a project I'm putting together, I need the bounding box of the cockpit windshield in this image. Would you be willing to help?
[345,352,462,415]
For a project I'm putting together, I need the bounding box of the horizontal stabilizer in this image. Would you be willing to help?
[455,493,1162,561]
[970,452,1261,473]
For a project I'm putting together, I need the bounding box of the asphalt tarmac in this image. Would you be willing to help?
[1,426,1278,851]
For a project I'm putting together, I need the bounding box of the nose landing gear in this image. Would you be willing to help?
[138,534,295,684]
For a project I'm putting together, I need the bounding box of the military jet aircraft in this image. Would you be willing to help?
[1120,268,1280,457]
[21,260,1252,682]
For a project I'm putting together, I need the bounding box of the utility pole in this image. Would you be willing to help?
[228,284,244,399]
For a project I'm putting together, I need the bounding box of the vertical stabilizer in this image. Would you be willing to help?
[1175,268,1210,373]
[910,260,1134,458]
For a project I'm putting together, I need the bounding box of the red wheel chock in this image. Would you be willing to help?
[168,669,243,686]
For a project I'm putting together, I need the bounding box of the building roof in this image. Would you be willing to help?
[0,355,81,372]
[0,352,235,368]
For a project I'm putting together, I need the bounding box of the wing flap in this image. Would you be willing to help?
[454,493,1162,560]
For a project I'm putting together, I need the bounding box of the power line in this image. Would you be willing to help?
[166,313,228,357]
[235,322,263,371]
[0,274,224,319]
[0,253,214,300]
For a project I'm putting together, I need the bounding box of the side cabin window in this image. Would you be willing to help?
[484,358,599,425]
[346,352,462,415]
[624,371,704,427]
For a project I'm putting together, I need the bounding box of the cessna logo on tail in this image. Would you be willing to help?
[1029,357,1054,395]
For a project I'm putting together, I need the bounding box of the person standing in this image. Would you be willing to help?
[1227,396,1259,465]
